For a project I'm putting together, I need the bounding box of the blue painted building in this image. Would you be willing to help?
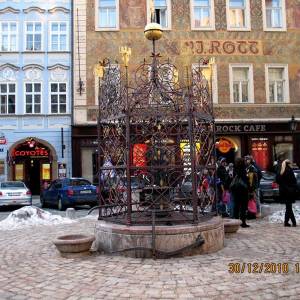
[0,1,72,194]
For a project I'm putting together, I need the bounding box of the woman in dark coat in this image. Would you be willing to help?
[276,159,297,227]
[230,158,250,228]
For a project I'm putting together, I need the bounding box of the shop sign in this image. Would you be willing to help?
[216,124,267,134]
[13,149,49,157]
[182,40,263,56]
[58,163,67,178]
[133,144,147,167]
[0,133,6,145]
[216,138,233,154]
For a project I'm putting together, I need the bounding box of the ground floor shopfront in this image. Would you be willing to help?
[72,120,300,181]
[216,121,300,171]
[0,129,72,195]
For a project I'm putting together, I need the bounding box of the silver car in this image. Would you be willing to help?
[0,181,32,207]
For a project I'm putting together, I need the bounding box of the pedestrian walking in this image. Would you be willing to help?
[276,159,297,227]
[230,158,250,228]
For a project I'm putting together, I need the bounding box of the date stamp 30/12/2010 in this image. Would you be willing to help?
[228,263,300,274]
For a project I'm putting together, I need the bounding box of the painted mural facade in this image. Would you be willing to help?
[73,0,300,179]
[0,0,72,194]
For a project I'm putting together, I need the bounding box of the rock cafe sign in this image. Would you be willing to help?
[216,124,267,133]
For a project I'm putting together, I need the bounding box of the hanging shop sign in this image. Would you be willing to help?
[0,133,6,145]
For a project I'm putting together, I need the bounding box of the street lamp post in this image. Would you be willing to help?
[289,115,297,164]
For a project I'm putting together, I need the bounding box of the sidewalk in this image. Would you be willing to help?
[0,215,299,299]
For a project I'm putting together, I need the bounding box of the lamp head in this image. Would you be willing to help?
[144,23,163,41]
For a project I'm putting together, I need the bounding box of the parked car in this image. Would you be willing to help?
[292,169,300,199]
[259,171,279,202]
[0,181,32,207]
[40,178,98,210]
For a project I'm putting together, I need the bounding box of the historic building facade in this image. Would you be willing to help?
[73,0,300,181]
[0,0,72,194]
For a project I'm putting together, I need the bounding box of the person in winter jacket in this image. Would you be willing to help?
[276,159,297,227]
[230,158,250,228]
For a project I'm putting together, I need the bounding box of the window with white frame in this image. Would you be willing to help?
[0,22,18,51]
[148,0,171,29]
[191,0,215,30]
[192,63,218,103]
[97,0,118,29]
[263,0,286,30]
[0,83,16,114]
[50,83,67,113]
[266,65,289,103]
[230,65,253,103]
[25,22,42,51]
[227,0,250,30]
[50,22,68,51]
[25,83,41,113]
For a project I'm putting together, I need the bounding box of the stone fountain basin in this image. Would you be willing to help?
[53,234,95,257]
[223,219,242,233]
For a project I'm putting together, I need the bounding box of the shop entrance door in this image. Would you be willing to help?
[11,138,52,195]
[28,159,41,195]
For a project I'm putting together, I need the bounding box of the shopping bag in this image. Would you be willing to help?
[222,190,230,204]
[248,198,257,214]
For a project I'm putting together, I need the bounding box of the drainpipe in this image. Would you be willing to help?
[71,0,74,176]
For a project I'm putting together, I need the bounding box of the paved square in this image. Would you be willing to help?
[0,216,299,299]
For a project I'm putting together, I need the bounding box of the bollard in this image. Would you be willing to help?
[66,208,76,219]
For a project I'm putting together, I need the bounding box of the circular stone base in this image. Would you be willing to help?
[94,217,224,258]
[223,219,242,233]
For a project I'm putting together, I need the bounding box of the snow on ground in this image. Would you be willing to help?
[0,206,75,231]
[269,205,300,223]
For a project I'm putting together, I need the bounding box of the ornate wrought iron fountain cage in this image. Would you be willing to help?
[96,25,216,226]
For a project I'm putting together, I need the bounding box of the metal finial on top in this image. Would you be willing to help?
[119,46,132,67]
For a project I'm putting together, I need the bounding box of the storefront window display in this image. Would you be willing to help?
[250,137,270,170]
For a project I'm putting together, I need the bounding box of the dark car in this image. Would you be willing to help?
[293,169,300,199]
[259,171,279,202]
[41,178,98,210]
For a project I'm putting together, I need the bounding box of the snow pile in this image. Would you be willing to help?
[0,206,75,230]
[269,205,300,223]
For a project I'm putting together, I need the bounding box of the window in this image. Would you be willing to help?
[0,83,16,114]
[97,0,118,29]
[50,22,68,51]
[0,22,18,51]
[191,0,215,30]
[265,65,289,103]
[148,0,171,29]
[25,22,42,51]
[25,83,42,113]
[263,0,286,31]
[50,83,67,113]
[227,0,250,30]
[229,64,253,103]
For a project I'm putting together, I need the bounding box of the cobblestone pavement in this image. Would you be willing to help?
[0,214,299,300]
